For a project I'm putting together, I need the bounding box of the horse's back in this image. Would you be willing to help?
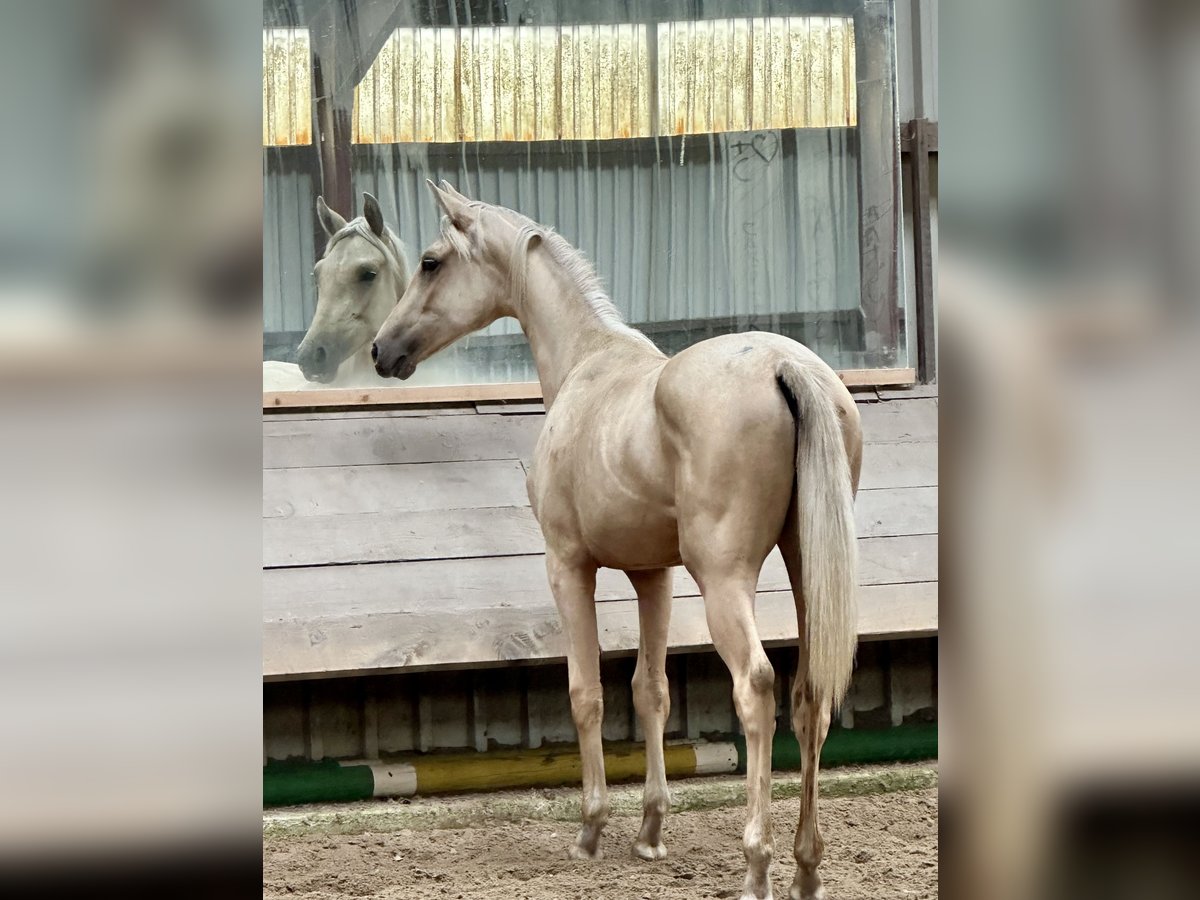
[654,332,860,538]
[655,331,853,436]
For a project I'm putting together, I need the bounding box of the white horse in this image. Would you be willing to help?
[264,193,410,390]
[373,182,862,900]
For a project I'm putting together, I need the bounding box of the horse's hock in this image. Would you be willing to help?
[263,387,937,769]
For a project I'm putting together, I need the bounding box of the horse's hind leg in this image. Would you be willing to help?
[628,568,673,860]
[546,552,609,860]
[780,522,832,900]
[691,566,777,900]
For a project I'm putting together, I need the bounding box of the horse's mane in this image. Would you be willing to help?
[440,203,660,353]
[325,218,410,281]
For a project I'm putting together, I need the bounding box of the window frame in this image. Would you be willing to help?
[262,2,909,410]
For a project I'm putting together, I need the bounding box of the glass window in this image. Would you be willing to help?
[263,0,903,395]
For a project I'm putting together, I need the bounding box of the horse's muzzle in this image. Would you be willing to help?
[297,342,337,383]
[373,341,416,380]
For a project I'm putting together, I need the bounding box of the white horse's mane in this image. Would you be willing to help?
[441,203,659,352]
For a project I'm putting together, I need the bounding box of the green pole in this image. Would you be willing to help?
[733,722,938,773]
[264,759,375,807]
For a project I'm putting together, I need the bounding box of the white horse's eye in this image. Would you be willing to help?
[359,270,377,283]
[421,256,440,273]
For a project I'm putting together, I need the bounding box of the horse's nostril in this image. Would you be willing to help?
[370,343,379,363]
[313,345,326,364]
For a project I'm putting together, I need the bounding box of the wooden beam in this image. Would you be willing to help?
[854,0,903,367]
[838,367,915,387]
[264,382,544,410]
[263,370,916,411]
[910,118,937,383]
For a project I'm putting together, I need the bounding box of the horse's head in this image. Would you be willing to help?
[372,181,519,380]
[296,193,409,383]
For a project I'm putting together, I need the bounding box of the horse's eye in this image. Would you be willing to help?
[421,256,440,273]
[360,270,377,283]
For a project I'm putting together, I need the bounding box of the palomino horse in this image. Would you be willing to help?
[373,182,861,900]
[292,192,411,385]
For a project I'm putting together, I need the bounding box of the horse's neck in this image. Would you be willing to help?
[516,251,651,408]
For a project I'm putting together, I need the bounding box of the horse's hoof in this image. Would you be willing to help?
[568,843,603,861]
[788,877,825,900]
[632,840,668,861]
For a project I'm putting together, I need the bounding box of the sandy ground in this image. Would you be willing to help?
[264,770,937,899]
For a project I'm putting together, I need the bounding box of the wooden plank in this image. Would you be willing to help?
[262,682,307,761]
[265,397,932,469]
[858,441,937,489]
[855,486,937,538]
[376,681,418,754]
[472,670,524,751]
[878,384,938,400]
[262,581,937,680]
[838,368,914,387]
[858,398,938,443]
[264,486,933,569]
[270,406,477,422]
[264,506,545,568]
[263,370,916,412]
[307,680,362,759]
[526,665,575,749]
[263,382,544,411]
[266,406,933,481]
[474,401,546,415]
[890,637,936,726]
[263,413,544,469]
[263,460,529,518]
[683,653,735,739]
[263,534,936,622]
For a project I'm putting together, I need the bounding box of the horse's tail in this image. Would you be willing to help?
[776,360,858,707]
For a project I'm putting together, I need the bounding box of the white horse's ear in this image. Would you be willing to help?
[362,192,385,237]
[426,178,473,231]
[316,196,347,237]
[439,180,471,203]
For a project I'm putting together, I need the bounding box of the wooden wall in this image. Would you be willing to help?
[263,387,937,681]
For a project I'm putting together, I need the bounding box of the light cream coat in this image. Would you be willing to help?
[373,182,862,900]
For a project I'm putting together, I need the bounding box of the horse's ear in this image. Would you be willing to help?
[362,192,385,237]
[316,196,347,237]
[439,180,471,203]
[426,178,473,231]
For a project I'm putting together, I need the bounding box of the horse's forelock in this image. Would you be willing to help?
[324,218,406,279]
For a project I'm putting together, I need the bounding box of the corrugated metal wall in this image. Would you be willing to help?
[264,127,864,380]
[261,1,911,381]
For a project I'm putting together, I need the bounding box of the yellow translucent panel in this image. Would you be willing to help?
[354,25,652,143]
[657,16,857,136]
[350,18,852,144]
[262,28,311,146]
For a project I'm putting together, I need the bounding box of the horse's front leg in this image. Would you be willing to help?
[628,567,673,861]
[546,552,608,860]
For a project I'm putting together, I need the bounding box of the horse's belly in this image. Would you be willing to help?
[579,499,681,570]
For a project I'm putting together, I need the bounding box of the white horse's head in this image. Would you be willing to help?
[296,192,410,383]
[371,181,521,380]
